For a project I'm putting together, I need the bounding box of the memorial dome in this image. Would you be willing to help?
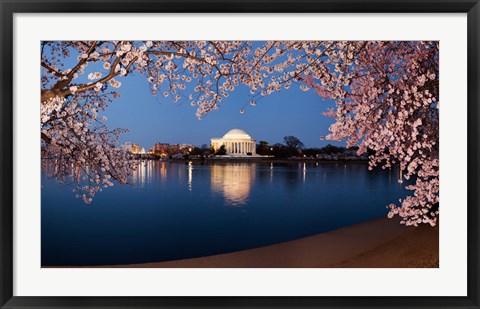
[211,128,257,156]
[223,129,252,140]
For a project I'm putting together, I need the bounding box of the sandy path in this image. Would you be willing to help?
[83,218,438,268]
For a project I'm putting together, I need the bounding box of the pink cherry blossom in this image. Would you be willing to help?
[41,41,439,226]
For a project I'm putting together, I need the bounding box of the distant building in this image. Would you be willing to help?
[178,144,194,152]
[152,142,194,156]
[122,142,140,154]
[131,144,140,154]
[211,129,257,156]
[152,143,170,156]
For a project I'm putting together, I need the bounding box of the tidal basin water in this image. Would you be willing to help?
[41,161,409,266]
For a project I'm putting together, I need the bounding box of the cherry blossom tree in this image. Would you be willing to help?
[301,41,439,227]
[41,41,337,203]
[42,41,439,227]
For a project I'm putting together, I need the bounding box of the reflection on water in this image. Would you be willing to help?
[211,163,256,206]
[129,161,401,208]
[303,162,307,183]
[42,161,411,266]
[132,160,154,186]
[131,161,258,206]
[158,161,167,183]
[188,162,193,192]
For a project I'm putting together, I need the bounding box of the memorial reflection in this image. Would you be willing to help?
[129,161,404,203]
[210,163,256,206]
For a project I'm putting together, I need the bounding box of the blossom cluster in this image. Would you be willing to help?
[303,41,439,226]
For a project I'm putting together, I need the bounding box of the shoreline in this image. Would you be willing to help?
[154,158,371,165]
[139,157,370,163]
[50,217,438,268]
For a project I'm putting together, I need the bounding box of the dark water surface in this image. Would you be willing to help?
[41,161,408,266]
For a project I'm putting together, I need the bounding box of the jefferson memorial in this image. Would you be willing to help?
[211,129,257,156]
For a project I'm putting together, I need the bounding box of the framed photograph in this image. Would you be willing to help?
[1,0,479,308]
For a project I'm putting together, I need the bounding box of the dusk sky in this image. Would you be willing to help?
[58,42,346,150]
[104,72,345,149]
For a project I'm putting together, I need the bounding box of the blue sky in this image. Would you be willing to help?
[104,73,345,149]
[49,42,347,150]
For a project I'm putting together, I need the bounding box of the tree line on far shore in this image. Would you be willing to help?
[182,136,371,160]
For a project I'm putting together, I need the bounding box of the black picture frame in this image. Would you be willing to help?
[1,0,479,308]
